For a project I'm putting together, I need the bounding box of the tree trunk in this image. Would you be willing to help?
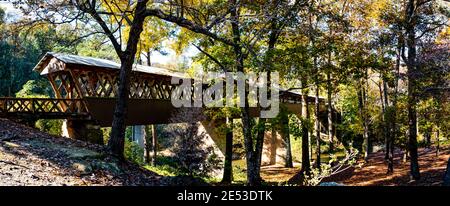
[327,72,334,152]
[425,129,432,148]
[300,79,311,175]
[405,0,420,180]
[382,79,393,174]
[147,50,152,66]
[379,81,387,159]
[144,126,151,164]
[254,118,266,182]
[222,118,233,184]
[388,43,402,174]
[108,1,148,159]
[436,129,440,156]
[358,75,369,161]
[282,113,293,168]
[315,74,321,170]
[151,125,158,166]
[230,0,260,186]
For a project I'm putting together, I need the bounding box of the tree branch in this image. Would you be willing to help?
[144,8,235,47]
[192,43,227,72]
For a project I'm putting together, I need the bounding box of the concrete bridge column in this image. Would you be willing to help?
[131,125,146,148]
[262,129,288,166]
[62,120,103,145]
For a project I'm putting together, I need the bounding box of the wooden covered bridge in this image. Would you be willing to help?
[0,52,333,165]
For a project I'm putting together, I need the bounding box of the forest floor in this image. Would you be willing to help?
[1,118,448,186]
[262,146,450,186]
[339,146,450,186]
[0,118,207,186]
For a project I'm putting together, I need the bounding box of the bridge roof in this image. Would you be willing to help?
[34,52,188,79]
[33,52,325,103]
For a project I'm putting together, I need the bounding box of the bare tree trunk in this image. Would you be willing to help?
[281,112,293,168]
[147,50,151,66]
[222,117,233,184]
[230,0,260,186]
[358,72,369,161]
[151,125,157,166]
[108,55,134,158]
[327,72,334,152]
[382,80,393,174]
[144,126,151,164]
[436,129,440,156]
[379,81,387,159]
[388,43,402,173]
[315,73,321,170]
[425,128,432,148]
[108,1,148,159]
[144,53,153,165]
[300,79,311,175]
[405,0,420,180]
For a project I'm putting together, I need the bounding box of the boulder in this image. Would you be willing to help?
[72,162,93,175]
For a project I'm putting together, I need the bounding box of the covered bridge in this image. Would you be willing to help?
[0,52,335,164]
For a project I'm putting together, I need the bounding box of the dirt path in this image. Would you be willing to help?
[260,163,301,183]
[0,118,205,186]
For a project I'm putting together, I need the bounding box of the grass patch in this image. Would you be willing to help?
[143,156,185,177]
[232,159,247,184]
[143,155,221,184]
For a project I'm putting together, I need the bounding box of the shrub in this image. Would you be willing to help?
[35,119,62,136]
[124,138,144,165]
[168,109,222,176]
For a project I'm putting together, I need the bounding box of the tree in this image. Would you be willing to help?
[400,0,447,180]
[169,109,221,176]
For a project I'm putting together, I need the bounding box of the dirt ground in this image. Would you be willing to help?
[260,146,450,186]
[1,118,448,186]
[341,147,450,186]
[0,118,205,186]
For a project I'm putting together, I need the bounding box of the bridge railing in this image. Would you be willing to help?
[0,98,88,115]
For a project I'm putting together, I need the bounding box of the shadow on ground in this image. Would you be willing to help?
[0,118,208,186]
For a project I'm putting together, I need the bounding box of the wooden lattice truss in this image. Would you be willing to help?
[63,69,176,100]
[45,67,315,106]
[0,98,87,114]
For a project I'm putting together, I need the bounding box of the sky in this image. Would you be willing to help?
[0,1,21,22]
[0,0,198,66]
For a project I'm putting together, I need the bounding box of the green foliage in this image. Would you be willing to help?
[232,159,248,184]
[168,109,222,177]
[15,79,62,136]
[124,138,144,165]
[303,147,360,186]
[15,79,53,98]
[76,37,119,61]
[35,119,62,136]
[101,127,111,144]
[0,22,80,97]
[335,83,363,148]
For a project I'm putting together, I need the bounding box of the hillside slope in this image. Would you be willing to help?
[0,118,199,186]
